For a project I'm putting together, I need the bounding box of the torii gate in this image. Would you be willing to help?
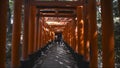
[0,0,118,68]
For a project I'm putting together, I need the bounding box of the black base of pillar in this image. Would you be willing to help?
[20,59,30,68]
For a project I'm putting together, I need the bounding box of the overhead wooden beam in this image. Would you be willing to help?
[49,25,66,27]
[30,1,82,7]
[40,10,75,14]
[37,6,75,9]
[40,13,76,17]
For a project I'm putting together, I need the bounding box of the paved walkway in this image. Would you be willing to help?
[33,42,78,68]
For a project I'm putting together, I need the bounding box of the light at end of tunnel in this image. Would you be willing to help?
[46,21,61,25]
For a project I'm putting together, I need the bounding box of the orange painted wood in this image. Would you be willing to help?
[88,0,98,67]
[83,4,90,61]
[70,21,76,51]
[38,20,41,50]
[41,18,45,47]
[11,0,22,67]
[22,0,30,60]
[40,20,44,48]
[30,1,82,7]
[33,10,40,52]
[72,24,77,51]
[101,0,115,68]
[28,6,36,54]
[84,18,90,61]
[43,30,45,45]
[0,0,7,68]
[66,24,70,44]
[33,17,37,52]
[36,10,40,51]
[39,20,43,48]
[77,6,84,55]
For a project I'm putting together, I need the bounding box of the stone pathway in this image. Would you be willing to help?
[33,42,78,68]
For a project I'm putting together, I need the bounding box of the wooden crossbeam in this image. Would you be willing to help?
[40,13,76,17]
[30,1,82,8]
[40,10,75,13]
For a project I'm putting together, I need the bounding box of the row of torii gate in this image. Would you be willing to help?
[0,0,120,68]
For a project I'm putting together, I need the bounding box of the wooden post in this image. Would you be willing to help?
[84,18,90,61]
[44,30,46,44]
[39,19,43,48]
[50,31,52,41]
[46,32,49,43]
[63,27,67,42]
[22,0,30,60]
[41,18,44,47]
[33,17,37,52]
[0,0,7,68]
[36,10,40,51]
[38,19,41,49]
[68,28,70,45]
[83,4,90,61]
[34,9,39,52]
[70,18,77,51]
[70,21,75,50]
[69,23,72,46]
[88,0,98,67]
[66,24,70,44]
[11,0,22,67]
[43,29,46,45]
[77,6,84,55]
[65,24,69,43]
[48,32,51,41]
[101,0,115,68]
[28,6,36,55]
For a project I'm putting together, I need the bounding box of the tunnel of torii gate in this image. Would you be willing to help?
[0,0,119,68]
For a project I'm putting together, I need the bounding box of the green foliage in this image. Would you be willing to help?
[9,0,13,13]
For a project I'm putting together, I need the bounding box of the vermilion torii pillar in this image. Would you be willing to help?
[66,24,70,44]
[70,20,76,50]
[101,0,115,68]
[69,23,73,46]
[77,6,84,55]
[43,28,46,45]
[33,18,37,52]
[83,4,90,61]
[39,19,43,48]
[11,0,22,68]
[22,0,30,60]
[36,10,40,51]
[84,19,90,61]
[0,0,7,68]
[40,19,44,48]
[28,6,36,55]
[68,26,71,45]
[34,9,40,52]
[38,19,41,49]
[88,0,98,67]
[72,21,77,51]
[46,31,48,44]
[63,26,67,43]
